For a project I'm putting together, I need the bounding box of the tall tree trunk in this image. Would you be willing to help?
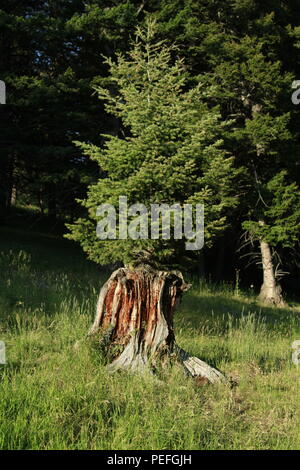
[197,251,206,279]
[10,184,17,206]
[258,237,285,306]
[3,153,17,215]
[46,183,57,220]
[89,266,226,384]
[214,240,225,281]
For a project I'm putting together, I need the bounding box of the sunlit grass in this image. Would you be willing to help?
[0,229,299,450]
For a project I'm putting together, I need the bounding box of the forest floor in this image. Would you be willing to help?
[0,225,299,450]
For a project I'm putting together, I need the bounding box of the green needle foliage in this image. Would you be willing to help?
[67,21,239,268]
[243,171,300,250]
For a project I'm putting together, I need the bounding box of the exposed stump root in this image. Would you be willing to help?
[89,266,227,385]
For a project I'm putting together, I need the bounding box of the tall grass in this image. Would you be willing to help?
[0,228,299,450]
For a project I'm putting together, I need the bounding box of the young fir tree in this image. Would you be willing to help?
[66,22,236,379]
[67,22,238,268]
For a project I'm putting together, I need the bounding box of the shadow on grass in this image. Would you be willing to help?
[178,290,300,336]
[174,289,300,372]
[0,226,112,323]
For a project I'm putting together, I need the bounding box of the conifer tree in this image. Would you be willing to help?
[207,20,300,305]
[67,21,239,268]
[66,22,237,378]
[151,0,300,304]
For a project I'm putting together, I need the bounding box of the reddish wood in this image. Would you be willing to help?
[89,266,226,384]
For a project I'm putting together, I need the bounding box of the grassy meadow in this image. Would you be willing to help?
[0,226,299,450]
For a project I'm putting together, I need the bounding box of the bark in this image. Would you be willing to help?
[46,183,57,220]
[89,266,226,385]
[215,241,225,281]
[197,252,206,279]
[258,238,285,306]
[10,184,17,206]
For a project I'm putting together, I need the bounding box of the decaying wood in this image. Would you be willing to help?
[89,266,226,384]
[175,346,226,384]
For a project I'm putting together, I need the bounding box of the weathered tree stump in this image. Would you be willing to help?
[89,266,226,384]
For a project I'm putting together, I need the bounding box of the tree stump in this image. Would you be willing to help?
[89,266,226,384]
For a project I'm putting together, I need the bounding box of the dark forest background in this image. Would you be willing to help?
[1,0,299,298]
